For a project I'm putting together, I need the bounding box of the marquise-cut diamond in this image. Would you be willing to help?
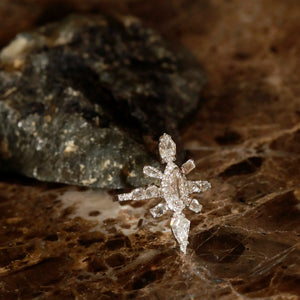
[159,133,176,163]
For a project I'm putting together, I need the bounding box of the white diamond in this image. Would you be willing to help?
[187,180,211,193]
[150,203,168,218]
[131,188,144,199]
[145,185,161,198]
[143,166,163,179]
[159,133,176,163]
[189,199,203,213]
[162,167,185,212]
[118,192,133,201]
[118,133,211,254]
[181,159,195,174]
[170,214,190,254]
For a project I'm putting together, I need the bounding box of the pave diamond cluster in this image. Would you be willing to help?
[118,133,211,253]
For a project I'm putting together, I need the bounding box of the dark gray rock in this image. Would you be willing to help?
[0,15,205,188]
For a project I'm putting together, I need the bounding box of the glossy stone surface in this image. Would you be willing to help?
[0,0,300,299]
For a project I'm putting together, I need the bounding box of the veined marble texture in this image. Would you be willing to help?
[0,0,300,299]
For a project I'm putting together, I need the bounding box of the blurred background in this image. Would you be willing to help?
[2,0,299,137]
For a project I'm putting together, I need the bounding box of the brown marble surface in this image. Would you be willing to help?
[1,0,300,299]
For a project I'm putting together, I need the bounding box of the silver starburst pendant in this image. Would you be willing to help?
[118,133,211,254]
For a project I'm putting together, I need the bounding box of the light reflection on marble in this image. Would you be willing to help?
[59,188,171,236]
[0,171,299,299]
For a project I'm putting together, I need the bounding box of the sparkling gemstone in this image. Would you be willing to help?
[132,188,144,199]
[118,192,132,201]
[146,185,160,198]
[150,203,168,218]
[159,133,176,162]
[170,214,190,254]
[188,180,211,193]
[189,199,203,213]
[162,167,186,212]
[181,159,195,174]
[143,166,163,179]
[117,133,211,254]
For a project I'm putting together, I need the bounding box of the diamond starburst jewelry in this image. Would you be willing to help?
[118,133,211,254]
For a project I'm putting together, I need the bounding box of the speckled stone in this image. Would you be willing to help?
[0,14,205,189]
